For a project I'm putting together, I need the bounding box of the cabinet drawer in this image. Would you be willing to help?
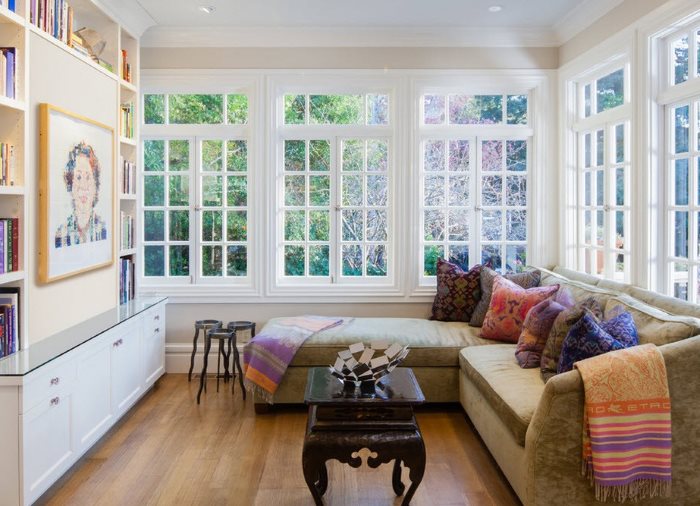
[145,305,165,338]
[22,359,76,414]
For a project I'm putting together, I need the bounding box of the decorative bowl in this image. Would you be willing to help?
[329,341,409,397]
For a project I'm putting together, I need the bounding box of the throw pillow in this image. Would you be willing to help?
[557,312,638,374]
[469,267,541,327]
[540,297,603,382]
[515,291,570,368]
[430,259,482,322]
[480,276,559,343]
[600,310,639,347]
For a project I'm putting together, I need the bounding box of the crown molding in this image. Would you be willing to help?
[140,25,560,48]
[93,0,156,37]
[553,0,624,45]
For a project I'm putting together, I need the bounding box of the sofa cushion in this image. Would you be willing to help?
[539,267,617,305]
[459,345,544,446]
[624,286,700,319]
[469,267,541,327]
[551,266,602,286]
[605,295,700,346]
[430,259,481,322]
[284,317,497,367]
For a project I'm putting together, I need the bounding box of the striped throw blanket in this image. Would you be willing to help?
[575,343,672,502]
[243,315,344,403]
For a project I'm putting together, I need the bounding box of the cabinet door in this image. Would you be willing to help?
[22,392,74,505]
[73,336,113,454]
[143,326,164,387]
[110,325,142,416]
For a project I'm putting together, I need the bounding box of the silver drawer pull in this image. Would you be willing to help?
[154,315,160,321]
[50,377,60,386]
[50,397,60,406]
[113,338,123,347]
[154,328,160,333]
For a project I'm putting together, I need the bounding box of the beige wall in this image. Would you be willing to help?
[27,33,119,343]
[559,0,673,65]
[141,46,559,70]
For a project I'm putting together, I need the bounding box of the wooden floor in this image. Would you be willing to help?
[39,374,520,506]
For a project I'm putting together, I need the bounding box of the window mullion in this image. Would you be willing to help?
[192,136,201,284]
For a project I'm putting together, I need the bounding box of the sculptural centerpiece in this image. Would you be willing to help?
[329,341,410,397]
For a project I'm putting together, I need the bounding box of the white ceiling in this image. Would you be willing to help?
[101,0,624,47]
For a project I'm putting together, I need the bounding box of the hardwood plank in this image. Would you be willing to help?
[39,374,520,505]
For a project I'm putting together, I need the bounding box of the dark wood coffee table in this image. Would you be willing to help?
[302,367,426,505]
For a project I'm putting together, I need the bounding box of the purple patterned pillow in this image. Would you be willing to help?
[557,313,638,374]
[600,311,638,347]
[430,259,482,322]
[515,298,566,368]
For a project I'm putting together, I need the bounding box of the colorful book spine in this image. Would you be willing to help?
[0,142,15,186]
[120,103,134,139]
[119,257,134,304]
[0,218,19,274]
[31,0,72,45]
[0,47,15,100]
[121,158,136,194]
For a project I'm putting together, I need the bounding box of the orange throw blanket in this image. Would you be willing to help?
[575,344,672,502]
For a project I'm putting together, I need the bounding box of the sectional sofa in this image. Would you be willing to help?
[254,266,700,505]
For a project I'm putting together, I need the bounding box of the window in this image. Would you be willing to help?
[571,65,631,281]
[418,92,530,279]
[141,92,251,284]
[276,92,392,284]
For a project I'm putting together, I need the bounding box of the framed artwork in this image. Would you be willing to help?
[39,104,115,283]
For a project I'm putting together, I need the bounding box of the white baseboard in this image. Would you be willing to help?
[165,342,245,373]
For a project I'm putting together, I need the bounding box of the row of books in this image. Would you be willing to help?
[0,287,19,359]
[30,0,73,46]
[121,49,132,83]
[0,0,16,12]
[119,257,134,305]
[0,47,16,100]
[0,218,19,274]
[120,157,136,194]
[120,211,133,251]
[120,102,134,139]
[0,142,15,186]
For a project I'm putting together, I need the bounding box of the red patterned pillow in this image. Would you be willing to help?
[480,276,559,343]
[430,259,481,322]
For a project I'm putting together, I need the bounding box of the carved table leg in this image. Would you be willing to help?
[302,452,325,505]
[400,439,426,506]
[196,335,212,404]
[392,459,405,496]
[187,328,199,381]
[317,461,328,496]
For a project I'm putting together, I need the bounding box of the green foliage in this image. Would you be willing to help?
[169,140,190,171]
[202,176,223,207]
[342,140,363,171]
[227,94,248,124]
[169,246,189,276]
[227,246,247,276]
[144,95,165,124]
[227,141,247,172]
[169,211,189,241]
[144,246,164,276]
[144,140,164,171]
[450,95,502,124]
[506,95,527,125]
[285,175,305,206]
[144,211,164,241]
[285,140,306,171]
[285,95,305,124]
[144,176,164,206]
[309,140,330,171]
[227,176,247,207]
[285,211,306,241]
[310,94,362,124]
[202,245,223,276]
[202,211,223,241]
[309,175,330,206]
[202,140,223,171]
[169,94,224,124]
[342,245,363,276]
[309,211,330,241]
[309,245,329,276]
[168,175,189,206]
[285,246,305,275]
[423,245,443,275]
[227,211,247,241]
[596,69,624,114]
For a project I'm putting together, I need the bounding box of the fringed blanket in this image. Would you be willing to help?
[575,343,672,502]
[243,315,344,403]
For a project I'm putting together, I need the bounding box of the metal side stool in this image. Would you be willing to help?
[197,328,235,404]
[188,320,223,382]
[227,321,256,399]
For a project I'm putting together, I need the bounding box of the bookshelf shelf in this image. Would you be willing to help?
[119,193,137,201]
[119,248,136,257]
[120,136,136,146]
[120,79,136,93]
[0,186,24,196]
[0,6,24,27]
[0,95,25,112]
[0,270,24,284]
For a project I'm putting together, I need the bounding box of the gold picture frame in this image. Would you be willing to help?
[39,104,115,283]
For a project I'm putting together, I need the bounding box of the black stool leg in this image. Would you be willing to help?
[188,327,200,382]
[197,334,211,404]
[233,346,246,400]
[217,339,223,393]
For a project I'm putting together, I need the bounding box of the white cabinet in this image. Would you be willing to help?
[0,298,167,506]
[22,390,74,505]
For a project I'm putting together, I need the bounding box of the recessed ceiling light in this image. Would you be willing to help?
[488,5,503,12]
[198,6,215,14]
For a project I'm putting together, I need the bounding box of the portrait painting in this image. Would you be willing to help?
[39,104,114,283]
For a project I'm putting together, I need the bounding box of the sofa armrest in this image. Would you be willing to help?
[523,335,700,506]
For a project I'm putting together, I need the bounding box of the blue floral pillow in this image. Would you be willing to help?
[557,312,639,374]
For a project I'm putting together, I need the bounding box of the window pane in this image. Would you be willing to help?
[284,245,305,276]
[169,245,189,276]
[584,133,591,168]
[309,140,330,172]
[367,175,388,206]
[506,175,527,206]
[506,245,527,273]
[202,245,223,276]
[310,95,362,124]
[506,95,527,124]
[482,211,502,240]
[481,245,502,271]
[144,140,165,171]
[675,105,689,154]
[425,140,445,171]
[169,140,189,171]
[615,168,625,206]
[596,129,604,167]
[424,175,445,206]
[596,210,605,244]
[482,140,503,171]
[584,172,591,206]
[366,245,387,276]
[309,245,329,276]
[342,245,363,276]
[227,94,248,124]
[596,69,624,113]
[367,140,388,172]
[169,94,223,124]
[284,94,305,124]
[449,95,502,124]
[424,210,445,241]
[202,175,222,207]
[448,209,469,241]
[616,211,625,250]
[367,94,389,125]
[423,245,443,275]
[673,36,689,85]
[449,140,469,171]
[448,245,469,271]
[615,124,625,163]
[342,175,363,206]
[144,246,165,276]
[169,210,188,241]
[144,95,165,124]
[144,176,164,206]
[227,211,247,241]
[673,262,689,300]
[506,141,527,171]
[227,176,247,206]
[596,170,604,206]
[584,84,591,117]
[482,175,502,206]
[202,211,223,241]
[675,158,689,205]
[144,210,164,241]
[342,210,363,241]
[202,140,223,172]
[284,210,305,241]
[227,141,247,172]
[309,210,330,241]
[285,140,306,171]
[227,246,247,276]
[309,175,330,206]
[675,211,689,258]
[423,95,445,124]
[343,140,363,171]
[448,174,469,206]
[584,210,592,244]
[284,175,305,206]
[367,210,388,241]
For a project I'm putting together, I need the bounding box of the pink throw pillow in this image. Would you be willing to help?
[480,276,559,343]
